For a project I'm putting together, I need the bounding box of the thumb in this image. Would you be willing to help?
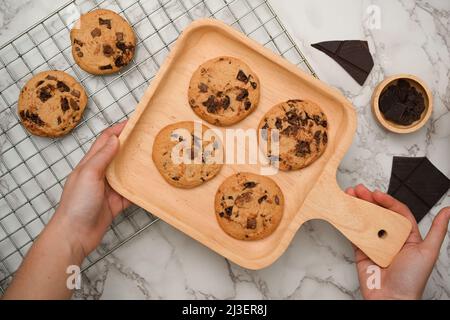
[86,135,119,178]
[421,207,450,259]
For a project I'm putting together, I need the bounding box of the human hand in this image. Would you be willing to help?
[346,184,450,300]
[52,121,131,257]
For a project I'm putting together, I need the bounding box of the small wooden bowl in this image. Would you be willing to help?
[371,74,432,134]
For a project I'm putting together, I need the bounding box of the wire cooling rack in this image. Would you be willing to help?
[0,0,316,294]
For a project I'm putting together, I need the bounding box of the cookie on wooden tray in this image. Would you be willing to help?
[215,172,284,240]
[152,121,224,188]
[258,99,328,171]
[70,9,136,75]
[18,70,88,137]
[188,56,260,126]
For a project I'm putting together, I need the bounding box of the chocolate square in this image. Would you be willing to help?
[311,40,374,86]
[387,157,450,222]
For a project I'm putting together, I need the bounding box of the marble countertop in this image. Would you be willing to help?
[0,0,449,299]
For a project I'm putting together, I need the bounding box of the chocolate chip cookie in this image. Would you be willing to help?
[18,71,88,137]
[70,9,136,75]
[152,121,224,188]
[188,56,260,126]
[215,172,284,240]
[258,99,328,171]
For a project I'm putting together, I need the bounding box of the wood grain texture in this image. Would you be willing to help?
[106,19,411,269]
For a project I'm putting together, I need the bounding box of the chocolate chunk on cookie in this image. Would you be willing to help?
[215,172,284,240]
[70,9,136,75]
[18,71,87,137]
[188,56,260,126]
[258,99,328,171]
[152,121,224,188]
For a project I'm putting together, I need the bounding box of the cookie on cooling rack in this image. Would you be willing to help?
[18,70,88,137]
[188,56,260,126]
[70,9,136,75]
[215,172,284,240]
[258,99,328,171]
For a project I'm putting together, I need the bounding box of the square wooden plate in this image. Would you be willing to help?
[106,19,411,269]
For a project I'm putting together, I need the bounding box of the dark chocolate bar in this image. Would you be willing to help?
[387,157,450,222]
[311,40,374,86]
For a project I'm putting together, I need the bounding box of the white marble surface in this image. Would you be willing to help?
[0,0,449,299]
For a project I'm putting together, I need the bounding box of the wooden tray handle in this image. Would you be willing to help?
[303,185,412,268]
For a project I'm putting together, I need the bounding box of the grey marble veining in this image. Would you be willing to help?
[0,0,449,299]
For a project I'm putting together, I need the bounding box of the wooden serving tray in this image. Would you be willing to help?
[106,19,411,269]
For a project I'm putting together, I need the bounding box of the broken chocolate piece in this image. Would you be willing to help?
[274,195,280,205]
[61,97,69,112]
[379,79,426,126]
[203,96,217,113]
[202,94,230,113]
[222,95,230,110]
[116,41,134,53]
[77,51,84,57]
[114,56,124,68]
[91,28,101,38]
[99,17,112,29]
[29,113,45,126]
[36,80,45,87]
[311,40,374,85]
[99,64,113,70]
[38,85,53,102]
[57,81,70,92]
[387,157,450,222]
[243,181,257,189]
[314,130,321,145]
[235,192,253,207]
[244,100,251,110]
[236,70,248,83]
[246,218,257,229]
[21,110,45,126]
[250,81,257,89]
[198,82,208,93]
[71,89,81,98]
[103,44,114,57]
[57,116,62,125]
[275,118,283,130]
[281,125,297,136]
[236,88,249,101]
[73,39,84,47]
[258,195,268,204]
[69,98,79,111]
[225,206,233,216]
[295,140,311,157]
[116,32,124,41]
